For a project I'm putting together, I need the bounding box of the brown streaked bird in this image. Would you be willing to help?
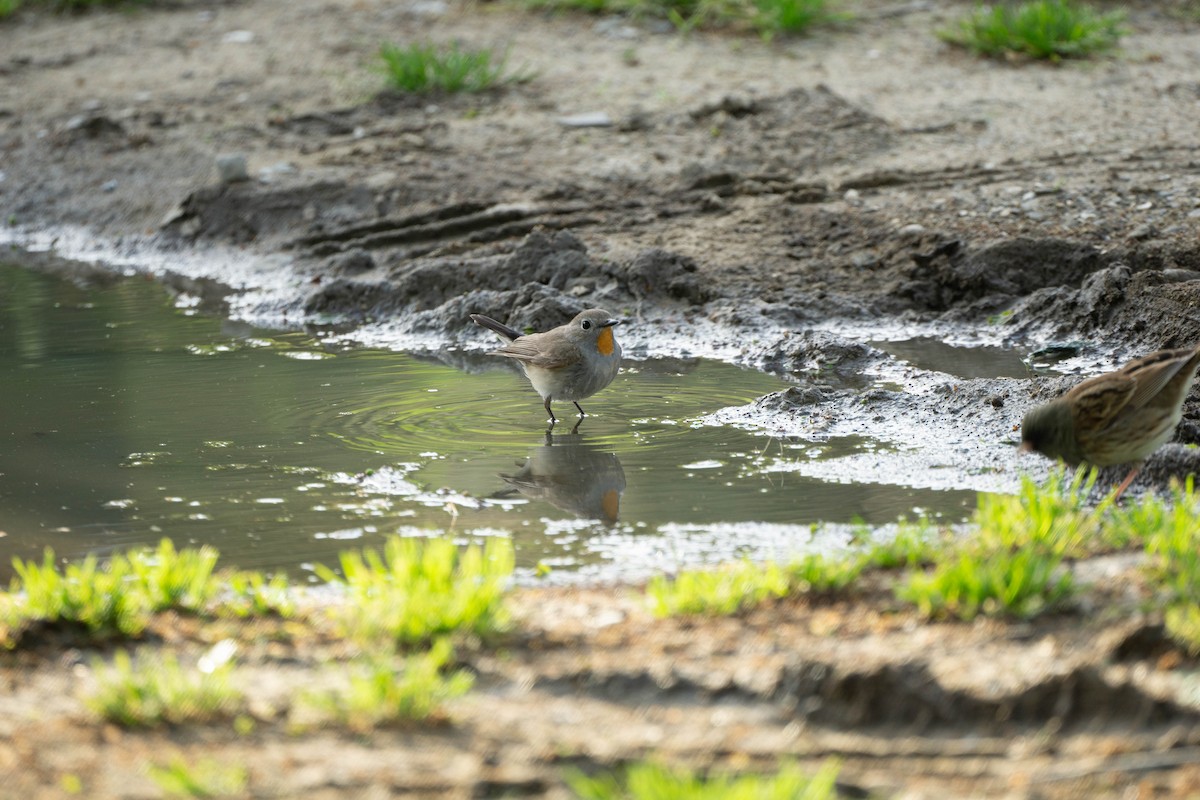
[1020,344,1200,498]
[470,308,623,424]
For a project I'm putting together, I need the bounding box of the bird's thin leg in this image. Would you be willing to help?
[544,396,557,424]
[573,402,586,417]
[1112,465,1141,501]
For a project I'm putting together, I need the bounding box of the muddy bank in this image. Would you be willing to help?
[3,0,1200,361]
[3,568,1200,799]
[5,0,1200,418]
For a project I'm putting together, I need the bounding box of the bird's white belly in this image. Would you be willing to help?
[521,354,620,401]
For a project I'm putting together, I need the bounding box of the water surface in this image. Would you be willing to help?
[0,262,978,581]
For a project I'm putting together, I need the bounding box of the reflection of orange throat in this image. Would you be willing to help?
[602,489,620,522]
[597,327,615,357]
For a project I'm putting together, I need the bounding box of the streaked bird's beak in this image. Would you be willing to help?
[601,318,622,328]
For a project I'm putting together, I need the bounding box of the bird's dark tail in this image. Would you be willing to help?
[470,313,522,342]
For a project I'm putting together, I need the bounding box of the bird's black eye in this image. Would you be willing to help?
[581,320,592,330]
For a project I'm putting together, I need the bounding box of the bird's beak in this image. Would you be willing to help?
[601,318,622,328]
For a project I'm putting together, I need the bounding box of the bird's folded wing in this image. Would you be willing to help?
[1123,349,1195,411]
[492,335,578,369]
[1069,374,1137,432]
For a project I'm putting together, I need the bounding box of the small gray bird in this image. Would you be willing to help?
[1020,344,1200,498]
[470,308,623,423]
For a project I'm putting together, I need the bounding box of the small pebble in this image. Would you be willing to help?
[215,153,249,184]
[409,0,448,15]
[557,112,613,128]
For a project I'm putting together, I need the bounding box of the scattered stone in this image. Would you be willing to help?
[215,153,250,184]
[365,171,398,191]
[101,180,118,193]
[556,112,613,128]
[1127,223,1157,240]
[594,17,639,39]
[408,0,448,16]
[221,30,255,44]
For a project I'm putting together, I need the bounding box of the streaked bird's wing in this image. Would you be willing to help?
[1121,347,1200,411]
[1067,372,1137,433]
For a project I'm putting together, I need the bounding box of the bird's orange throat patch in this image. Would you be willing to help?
[597,326,615,356]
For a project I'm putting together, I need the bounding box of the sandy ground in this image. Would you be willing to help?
[3,0,1200,797]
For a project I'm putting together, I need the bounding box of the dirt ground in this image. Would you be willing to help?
[3,0,1200,797]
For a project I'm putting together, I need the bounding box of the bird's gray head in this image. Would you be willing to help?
[1020,400,1075,462]
[571,308,621,334]
[569,309,622,356]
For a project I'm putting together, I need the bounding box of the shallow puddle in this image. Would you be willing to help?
[869,336,1034,379]
[0,261,979,582]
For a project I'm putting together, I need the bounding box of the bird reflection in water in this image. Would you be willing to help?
[498,427,627,523]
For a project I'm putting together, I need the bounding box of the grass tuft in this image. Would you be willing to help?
[223,569,295,619]
[647,552,862,617]
[148,757,248,799]
[300,638,473,730]
[898,469,1106,620]
[85,645,243,727]
[1133,477,1200,652]
[125,538,221,612]
[568,758,843,799]
[860,521,943,570]
[12,549,151,639]
[379,41,531,94]
[522,0,842,36]
[941,0,1126,60]
[5,538,220,642]
[314,536,513,645]
[751,0,846,39]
